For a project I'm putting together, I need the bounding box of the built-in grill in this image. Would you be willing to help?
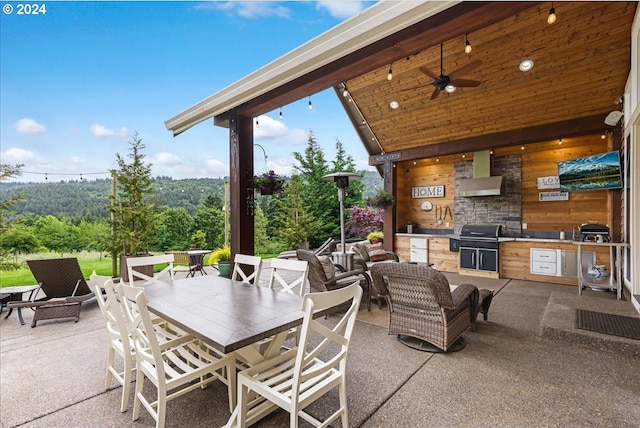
[458,224,503,273]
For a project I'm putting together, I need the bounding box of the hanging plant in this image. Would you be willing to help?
[253,170,285,195]
[366,189,395,210]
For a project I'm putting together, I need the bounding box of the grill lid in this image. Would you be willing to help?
[460,224,503,239]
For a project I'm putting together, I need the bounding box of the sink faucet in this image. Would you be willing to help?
[572,225,580,241]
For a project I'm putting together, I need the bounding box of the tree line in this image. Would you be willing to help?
[0,132,384,269]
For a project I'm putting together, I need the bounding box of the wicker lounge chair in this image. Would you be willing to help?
[296,248,372,311]
[369,263,479,352]
[8,258,94,327]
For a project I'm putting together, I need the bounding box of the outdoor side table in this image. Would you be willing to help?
[1,285,40,325]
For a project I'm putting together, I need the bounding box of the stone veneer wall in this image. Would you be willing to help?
[453,154,522,236]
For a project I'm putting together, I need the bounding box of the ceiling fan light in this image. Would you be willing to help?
[445,84,456,93]
[519,59,534,72]
[389,100,400,109]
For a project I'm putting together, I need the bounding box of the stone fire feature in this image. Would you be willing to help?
[454,154,522,236]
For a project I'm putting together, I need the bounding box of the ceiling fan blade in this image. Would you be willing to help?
[452,79,482,88]
[449,60,483,80]
[419,66,439,80]
[430,87,441,100]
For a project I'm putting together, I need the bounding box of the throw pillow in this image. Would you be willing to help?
[318,255,335,280]
[365,242,387,262]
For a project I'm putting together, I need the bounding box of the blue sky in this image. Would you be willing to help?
[0,1,376,183]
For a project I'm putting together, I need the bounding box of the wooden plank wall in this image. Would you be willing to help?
[394,134,615,282]
[395,134,611,236]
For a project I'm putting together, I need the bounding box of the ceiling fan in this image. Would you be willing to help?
[414,43,483,100]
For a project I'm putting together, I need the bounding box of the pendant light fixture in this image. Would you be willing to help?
[547,2,556,25]
[464,34,472,54]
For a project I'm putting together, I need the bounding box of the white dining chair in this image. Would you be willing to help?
[118,283,236,428]
[267,258,309,295]
[236,281,363,428]
[126,254,175,285]
[231,254,263,285]
[91,271,134,413]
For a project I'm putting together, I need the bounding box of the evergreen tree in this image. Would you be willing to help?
[0,163,26,269]
[292,132,337,246]
[276,175,319,249]
[109,133,157,256]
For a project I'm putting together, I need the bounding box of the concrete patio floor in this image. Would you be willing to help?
[1,263,639,427]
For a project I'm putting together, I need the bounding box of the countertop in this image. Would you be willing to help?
[395,233,577,244]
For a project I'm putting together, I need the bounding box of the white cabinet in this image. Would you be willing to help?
[530,248,595,277]
[410,238,429,264]
[530,249,557,276]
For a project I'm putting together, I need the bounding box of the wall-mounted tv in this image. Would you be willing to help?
[557,151,623,192]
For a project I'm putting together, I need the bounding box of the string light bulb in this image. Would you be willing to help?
[342,87,349,97]
[387,64,393,81]
[255,117,259,127]
[547,2,556,25]
[464,34,472,54]
[436,157,440,162]
[308,96,312,109]
[558,138,563,145]
[279,108,283,120]
[521,145,525,151]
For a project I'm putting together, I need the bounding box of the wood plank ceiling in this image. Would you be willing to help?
[343,1,636,163]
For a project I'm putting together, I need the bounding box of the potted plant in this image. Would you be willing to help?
[366,189,395,210]
[210,245,232,278]
[108,133,157,281]
[367,231,384,244]
[253,170,285,195]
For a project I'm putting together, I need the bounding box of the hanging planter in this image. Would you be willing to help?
[253,170,285,195]
[366,189,395,210]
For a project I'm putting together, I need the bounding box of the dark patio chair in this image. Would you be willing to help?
[277,237,335,259]
[370,262,479,352]
[296,248,372,311]
[8,258,94,327]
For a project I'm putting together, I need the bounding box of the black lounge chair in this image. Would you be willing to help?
[8,258,94,327]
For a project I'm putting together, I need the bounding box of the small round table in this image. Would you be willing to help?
[0,285,40,325]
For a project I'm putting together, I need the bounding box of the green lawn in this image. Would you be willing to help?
[1,252,276,288]
[0,252,116,287]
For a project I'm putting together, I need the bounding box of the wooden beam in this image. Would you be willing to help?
[369,114,611,165]
[229,111,255,257]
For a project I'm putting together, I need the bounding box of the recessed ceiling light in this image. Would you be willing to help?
[519,59,534,72]
[444,84,456,93]
[389,100,400,109]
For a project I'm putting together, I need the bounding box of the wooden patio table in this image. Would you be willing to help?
[144,275,307,357]
[144,275,327,427]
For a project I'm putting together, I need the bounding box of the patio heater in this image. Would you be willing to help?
[321,172,362,271]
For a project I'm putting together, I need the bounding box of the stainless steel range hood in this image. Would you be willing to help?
[459,150,503,197]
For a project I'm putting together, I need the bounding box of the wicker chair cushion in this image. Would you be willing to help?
[365,242,388,262]
[317,256,335,280]
[348,241,370,262]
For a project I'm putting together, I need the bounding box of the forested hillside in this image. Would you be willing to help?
[3,171,382,219]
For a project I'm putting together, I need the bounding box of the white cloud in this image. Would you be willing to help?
[69,156,85,164]
[205,158,228,176]
[90,124,129,138]
[153,152,182,167]
[253,115,309,145]
[0,147,47,164]
[195,1,290,19]
[13,118,47,135]
[316,1,366,20]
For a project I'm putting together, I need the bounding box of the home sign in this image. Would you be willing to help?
[412,185,445,198]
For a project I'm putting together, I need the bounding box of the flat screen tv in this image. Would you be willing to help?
[557,151,623,192]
